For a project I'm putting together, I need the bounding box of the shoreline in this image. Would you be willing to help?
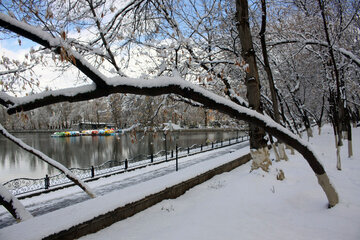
[7,127,248,134]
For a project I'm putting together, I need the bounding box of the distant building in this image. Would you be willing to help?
[74,122,116,131]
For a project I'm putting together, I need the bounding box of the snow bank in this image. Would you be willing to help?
[0,144,249,240]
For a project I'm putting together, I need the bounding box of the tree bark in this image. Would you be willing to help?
[347,121,353,157]
[259,0,280,124]
[259,0,288,161]
[318,0,345,149]
[235,0,267,150]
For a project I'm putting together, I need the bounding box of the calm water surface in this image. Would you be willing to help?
[0,130,243,182]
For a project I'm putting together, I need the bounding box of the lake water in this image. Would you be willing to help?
[0,130,244,183]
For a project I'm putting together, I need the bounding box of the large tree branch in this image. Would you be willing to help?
[0,92,17,107]
[0,184,33,222]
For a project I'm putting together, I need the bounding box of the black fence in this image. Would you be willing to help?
[3,135,249,196]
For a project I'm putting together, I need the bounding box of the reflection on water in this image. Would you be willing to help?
[0,130,243,182]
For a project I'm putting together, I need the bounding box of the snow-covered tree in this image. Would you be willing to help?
[0,0,350,220]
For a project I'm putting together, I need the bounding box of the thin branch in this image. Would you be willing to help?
[86,0,123,76]
[0,13,109,88]
[0,64,35,76]
[267,39,360,68]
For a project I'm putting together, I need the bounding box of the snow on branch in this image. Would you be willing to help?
[169,95,204,108]
[267,39,360,68]
[149,96,168,122]
[0,184,33,222]
[89,0,147,46]
[0,64,35,76]
[0,92,17,107]
[0,13,109,88]
[121,123,141,134]
[184,45,248,107]
[0,123,96,199]
[0,84,97,113]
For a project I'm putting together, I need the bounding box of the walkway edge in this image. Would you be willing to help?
[45,153,251,240]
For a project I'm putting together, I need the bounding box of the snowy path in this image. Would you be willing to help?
[0,141,249,229]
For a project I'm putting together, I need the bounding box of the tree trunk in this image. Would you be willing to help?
[259,0,289,161]
[332,125,342,170]
[204,109,208,128]
[317,95,326,135]
[268,134,280,161]
[347,121,353,157]
[318,0,345,152]
[316,173,340,208]
[286,144,295,155]
[272,143,281,161]
[278,143,289,161]
[236,0,267,150]
[259,0,280,124]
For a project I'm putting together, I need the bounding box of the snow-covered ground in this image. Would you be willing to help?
[0,141,250,239]
[0,141,249,229]
[79,125,360,240]
[0,125,359,240]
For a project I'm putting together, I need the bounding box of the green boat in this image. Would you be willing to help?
[51,132,66,137]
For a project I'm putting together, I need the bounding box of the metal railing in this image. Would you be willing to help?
[3,135,249,196]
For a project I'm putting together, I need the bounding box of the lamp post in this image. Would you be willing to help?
[176,145,178,171]
[164,131,168,161]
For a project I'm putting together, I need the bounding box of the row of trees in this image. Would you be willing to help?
[0,0,359,221]
[0,94,235,130]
